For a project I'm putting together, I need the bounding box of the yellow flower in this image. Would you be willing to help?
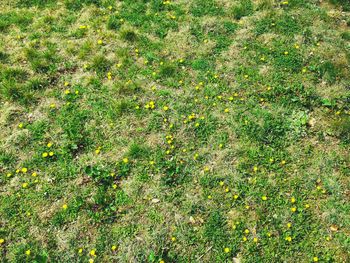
[25,250,31,256]
[290,197,296,203]
[111,245,117,251]
[285,236,292,242]
[123,158,129,164]
[224,108,229,113]
[159,260,165,263]
[21,167,28,173]
[78,248,83,254]
[42,152,48,158]
[284,51,289,55]
[62,204,68,210]
[47,142,53,148]
[207,195,212,199]
[291,207,297,212]
[89,259,94,263]
[90,249,96,256]
[18,123,23,128]
[49,152,54,156]
[262,195,267,201]
[313,257,318,262]
[233,194,239,200]
[244,229,250,234]
[22,183,28,188]
[253,166,258,172]
[32,172,37,177]
[171,236,176,242]
[95,149,100,154]
[163,106,169,111]
[287,223,292,228]
[0,239,4,244]
[97,39,103,45]
[65,89,70,95]
[253,237,258,243]
[224,247,230,253]
[242,236,247,241]
[112,184,118,189]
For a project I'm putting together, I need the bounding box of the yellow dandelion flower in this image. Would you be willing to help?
[90,249,96,256]
[22,183,28,188]
[18,123,24,128]
[42,152,48,158]
[224,247,230,253]
[97,39,103,45]
[313,257,318,262]
[262,195,267,201]
[21,167,28,173]
[285,236,292,242]
[123,158,129,164]
[49,152,54,156]
[62,204,68,210]
[0,239,4,244]
[111,245,117,251]
[171,236,176,242]
[25,250,31,256]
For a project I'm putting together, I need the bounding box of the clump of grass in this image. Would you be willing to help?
[0,11,33,32]
[107,15,122,31]
[232,0,254,20]
[120,29,138,42]
[90,55,112,77]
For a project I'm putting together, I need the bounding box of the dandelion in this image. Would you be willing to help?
[313,257,319,262]
[244,229,250,234]
[207,195,212,199]
[111,245,117,251]
[90,249,96,256]
[18,123,24,128]
[171,236,176,242]
[123,158,129,164]
[285,236,292,242]
[262,195,267,201]
[291,207,297,212]
[290,197,296,203]
[21,167,28,173]
[0,239,4,245]
[224,247,230,253]
[97,39,103,45]
[25,250,31,256]
[49,152,54,156]
[62,204,68,210]
[224,108,229,113]
[31,172,37,177]
[163,106,169,111]
[47,142,53,148]
[64,89,70,95]
[22,183,28,188]
[234,194,239,200]
[42,152,48,158]
[253,237,258,243]
[78,248,83,254]
[89,259,94,263]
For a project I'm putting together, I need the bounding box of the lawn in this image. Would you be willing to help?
[0,0,350,262]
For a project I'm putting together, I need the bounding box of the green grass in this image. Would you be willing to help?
[0,0,350,262]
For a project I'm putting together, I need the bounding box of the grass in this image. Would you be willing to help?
[0,0,350,262]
